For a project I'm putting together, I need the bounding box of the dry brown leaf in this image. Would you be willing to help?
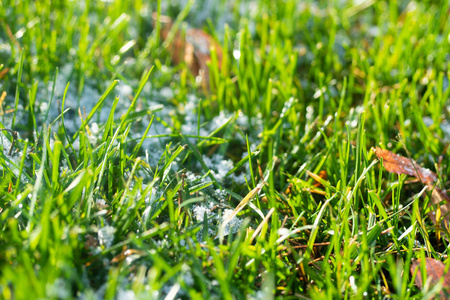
[374,147,437,185]
[375,147,450,226]
[410,258,450,298]
[154,14,223,90]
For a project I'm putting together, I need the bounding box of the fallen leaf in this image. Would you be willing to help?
[374,147,437,185]
[153,14,223,90]
[410,258,450,298]
[374,147,450,226]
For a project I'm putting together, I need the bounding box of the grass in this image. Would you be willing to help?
[0,0,450,299]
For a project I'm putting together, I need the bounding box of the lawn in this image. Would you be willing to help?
[1,0,450,299]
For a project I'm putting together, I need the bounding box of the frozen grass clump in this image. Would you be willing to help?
[192,194,243,242]
[98,226,116,249]
[201,154,234,182]
[45,279,71,300]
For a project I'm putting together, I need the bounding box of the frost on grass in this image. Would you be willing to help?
[201,154,234,182]
[193,204,217,240]
[235,110,264,141]
[116,289,137,300]
[181,96,235,138]
[46,278,71,300]
[247,290,265,300]
[0,43,258,296]
[95,198,107,207]
[87,122,101,145]
[154,264,197,299]
[141,186,164,225]
[221,208,243,236]
[199,153,247,184]
[0,133,29,183]
[187,165,247,241]
[90,261,199,300]
[193,202,243,241]
[97,226,116,249]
